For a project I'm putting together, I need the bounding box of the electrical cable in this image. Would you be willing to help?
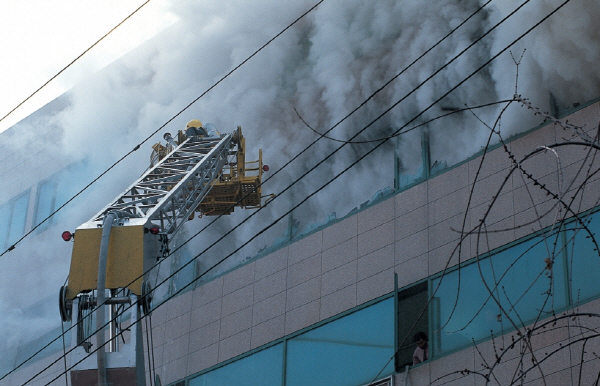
[9,0,531,380]
[0,1,330,379]
[146,0,497,262]
[37,1,577,383]
[60,275,70,386]
[2,2,498,374]
[1,0,488,262]
[0,0,325,258]
[12,0,572,382]
[144,316,153,386]
[357,0,577,382]
[0,0,152,126]
[80,0,502,312]
[295,99,514,144]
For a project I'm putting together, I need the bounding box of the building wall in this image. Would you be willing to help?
[5,101,600,385]
[147,102,600,386]
[0,97,75,252]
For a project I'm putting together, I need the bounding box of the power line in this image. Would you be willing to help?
[0,0,152,125]
[359,0,579,381]
[88,0,500,318]
[16,0,579,381]
[3,4,502,375]
[156,0,497,262]
[30,1,574,383]
[0,0,325,258]
[10,0,521,380]
[1,1,330,380]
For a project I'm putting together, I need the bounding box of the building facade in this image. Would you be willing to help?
[2,101,600,386]
[136,100,600,386]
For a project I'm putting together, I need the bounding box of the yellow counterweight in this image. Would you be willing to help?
[65,221,160,300]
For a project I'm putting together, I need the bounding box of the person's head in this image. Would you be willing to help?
[413,332,428,349]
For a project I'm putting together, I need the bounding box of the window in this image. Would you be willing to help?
[186,298,394,386]
[396,129,427,190]
[33,162,89,233]
[34,179,57,231]
[169,247,196,296]
[396,281,428,370]
[286,298,394,386]
[176,206,600,386]
[0,191,30,250]
[565,214,600,305]
[431,231,568,356]
[189,343,284,386]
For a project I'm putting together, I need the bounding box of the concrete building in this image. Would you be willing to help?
[2,99,600,386]
[2,3,600,384]
[138,100,600,386]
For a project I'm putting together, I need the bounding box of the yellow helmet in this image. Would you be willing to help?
[186,119,203,129]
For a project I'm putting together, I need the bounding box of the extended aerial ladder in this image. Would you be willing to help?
[58,121,269,386]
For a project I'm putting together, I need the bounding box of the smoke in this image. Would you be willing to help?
[2,0,600,377]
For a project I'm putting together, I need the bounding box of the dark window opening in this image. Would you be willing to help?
[396,281,428,371]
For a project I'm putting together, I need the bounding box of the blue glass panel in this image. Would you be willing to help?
[432,233,568,355]
[286,298,394,386]
[54,165,86,208]
[566,214,600,304]
[7,192,29,247]
[0,204,10,249]
[189,343,283,386]
[34,180,56,229]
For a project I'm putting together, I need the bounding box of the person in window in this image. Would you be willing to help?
[412,332,429,365]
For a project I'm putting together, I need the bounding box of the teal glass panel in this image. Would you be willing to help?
[399,164,425,189]
[432,233,568,355]
[7,192,29,247]
[189,343,283,386]
[170,250,195,295]
[396,130,426,190]
[565,214,600,304]
[286,298,394,386]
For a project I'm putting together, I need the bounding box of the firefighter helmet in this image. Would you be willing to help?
[186,119,203,129]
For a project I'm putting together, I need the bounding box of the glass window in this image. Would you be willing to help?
[396,129,426,190]
[0,204,10,250]
[431,233,568,355]
[286,298,394,386]
[0,191,30,249]
[8,192,29,245]
[34,179,57,230]
[170,248,196,296]
[32,161,90,233]
[189,343,283,386]
[565,214,600,304]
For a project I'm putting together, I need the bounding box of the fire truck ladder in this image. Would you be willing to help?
[60,131,238,386]
[90,132,234,236]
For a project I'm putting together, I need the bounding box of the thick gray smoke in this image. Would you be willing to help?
[1,0,600,377]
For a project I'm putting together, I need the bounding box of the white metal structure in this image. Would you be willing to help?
[90,132,234,236]
[60,126,262,386]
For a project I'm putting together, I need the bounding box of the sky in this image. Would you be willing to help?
[2,0,600,379]
[0,0,178,133]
